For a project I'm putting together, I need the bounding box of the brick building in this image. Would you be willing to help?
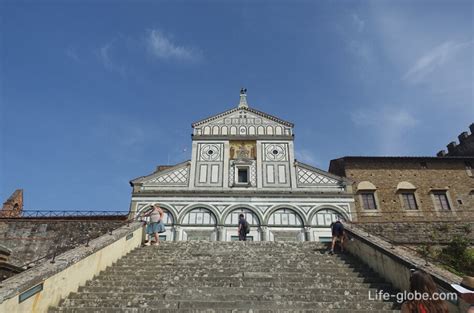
[328,156,474,223]
[437,123,474,157]
[0,190,23,218]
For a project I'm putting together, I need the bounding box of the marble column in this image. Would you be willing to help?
[304,226,313,241]
[173,225,182,241]
[260,226,268,241]
[217,225,226,241]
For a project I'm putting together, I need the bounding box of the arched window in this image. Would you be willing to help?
[312,209,343,227]
[182,208,217,226]
[224,208,260,226]
[268,208,303,226]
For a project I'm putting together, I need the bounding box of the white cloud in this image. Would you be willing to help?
[352,13,365,33]
[66,47,80,62]
[403,41,469,84]
[352,107,419,155]
[98,40,126,76]
[146,29,201,61]
[295,149,320,167]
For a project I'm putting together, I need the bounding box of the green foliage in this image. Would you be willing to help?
[439,236,474,276]
[462,223,472,234]
[437,224,450,232]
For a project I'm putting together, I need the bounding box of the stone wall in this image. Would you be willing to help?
[438,123,474,157]
[0,190,23,218]
[0,218,127,267]
[0,222,143,313]
[354,221,473,244]
[329,157,474,222]
[344,224,470,313]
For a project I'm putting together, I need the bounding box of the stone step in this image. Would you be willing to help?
[78,285,394,296]
[85,278,391,290]
[52,242,399,313]
[57,298,397,310]
[108,266,368,275]
[121,255,354,261]
[96,270,377,280]
[65,290,396,304]
[93,272,386,283]
[121,257,358,265]
[131,246,329,251]
[50,307,401,313]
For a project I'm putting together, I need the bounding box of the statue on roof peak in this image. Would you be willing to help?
[238,88,248,108]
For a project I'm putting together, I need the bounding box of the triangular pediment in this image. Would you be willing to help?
[192,107,294,137]
[295,162,348,187]
[131,161,190,187]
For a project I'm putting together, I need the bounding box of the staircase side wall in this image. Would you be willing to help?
[345,224,469,313]
[0,223,144,313]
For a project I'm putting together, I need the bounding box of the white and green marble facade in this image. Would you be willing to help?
[130,90,354,241]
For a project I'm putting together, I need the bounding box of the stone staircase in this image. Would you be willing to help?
[50,241,401,313]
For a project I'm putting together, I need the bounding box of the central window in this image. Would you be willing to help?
[238,167,249,183]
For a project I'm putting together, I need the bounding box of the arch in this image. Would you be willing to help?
[203,126,211,135]
[266,126,274,135]
[178,204,220,225]
[136,203,177,225]
[221,126,228,135]
[230,126,237,135]
[309,206,349,227]
[248,126,256,135]
[212,126,219,135]
[257,126,265,135]
[397,181,416,190]
[221,204,263,226]
[264,205,305,226]
[275,126,283,135]
[308,205,350,224]
[239,126,247,135]
[357,181,377,191]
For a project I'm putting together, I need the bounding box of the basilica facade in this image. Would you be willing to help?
[129,90,354,241]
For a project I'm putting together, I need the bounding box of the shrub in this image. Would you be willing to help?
[439,236,474,276]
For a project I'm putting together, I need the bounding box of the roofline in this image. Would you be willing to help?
[332,156,474,161]
[191,106,294,128]
[129,160,191,185]
[295,160,353,183]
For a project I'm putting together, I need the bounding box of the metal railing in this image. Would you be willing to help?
[0,210,130,219]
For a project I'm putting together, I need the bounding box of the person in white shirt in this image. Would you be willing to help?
[143,204,164,246]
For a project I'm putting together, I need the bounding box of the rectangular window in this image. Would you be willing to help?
[433,192,451,210]
[402,193,418,210]
[237,168,248,183]
[361,193,377,210]
[231,236,253,241]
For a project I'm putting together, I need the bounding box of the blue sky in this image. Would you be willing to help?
[1,0,472,211]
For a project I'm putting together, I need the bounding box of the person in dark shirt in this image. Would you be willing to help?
[238,214,248,241]
[329,219,344,254]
